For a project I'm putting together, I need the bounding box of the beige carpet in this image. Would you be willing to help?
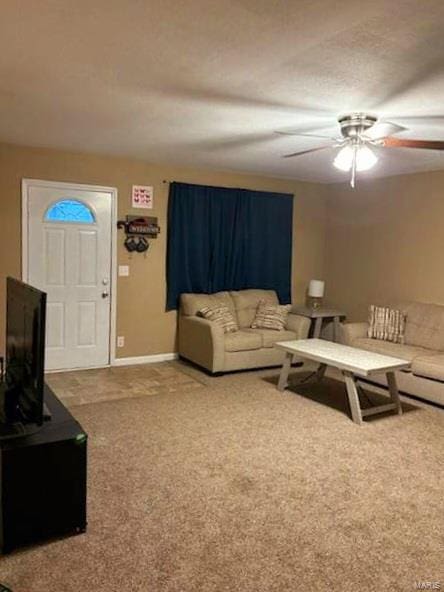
[2,363,443,592]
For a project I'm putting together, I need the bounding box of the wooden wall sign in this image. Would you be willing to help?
[126,216,160,237]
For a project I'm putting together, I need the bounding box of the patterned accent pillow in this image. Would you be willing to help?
[198,305,238,333]
[251,301,292,331]
[368,305,406,344]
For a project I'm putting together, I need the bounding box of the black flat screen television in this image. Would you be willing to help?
[4,277,47,426]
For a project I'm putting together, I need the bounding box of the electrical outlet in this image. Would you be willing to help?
[118,265,129,277]
[117,336,125,348]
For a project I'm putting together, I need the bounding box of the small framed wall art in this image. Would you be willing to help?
[131,185,153,209]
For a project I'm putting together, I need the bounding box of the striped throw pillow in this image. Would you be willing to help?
[198,305,238,333]
[368,305,406,344]
[251,301,292,331]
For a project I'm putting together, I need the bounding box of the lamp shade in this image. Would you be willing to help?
[308,279,325,298]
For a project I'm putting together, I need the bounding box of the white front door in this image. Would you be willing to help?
[23,180,115,371]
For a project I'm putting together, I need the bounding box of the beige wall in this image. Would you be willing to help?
[0,142,327,358]
[324,170,444,322]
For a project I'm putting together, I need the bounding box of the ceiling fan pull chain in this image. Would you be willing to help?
[350,144,357,188]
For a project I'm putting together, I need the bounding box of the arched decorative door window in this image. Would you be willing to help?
[44,199,96,223]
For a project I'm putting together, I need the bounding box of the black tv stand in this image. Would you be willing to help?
[0,384,87,553]
[0,386,51,441]
[0,421,40,441]
[43,400,52,421]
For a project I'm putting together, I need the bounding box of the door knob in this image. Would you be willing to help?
[102,290,109,298]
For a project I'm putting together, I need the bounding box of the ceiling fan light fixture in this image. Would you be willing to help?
[333,145,354,171]
[333,144,378,172]
[356,144,378,171]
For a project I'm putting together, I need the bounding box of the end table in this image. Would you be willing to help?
[292,306,346,342]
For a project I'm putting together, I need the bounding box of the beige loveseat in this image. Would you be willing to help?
[178,289,310,373]
[340,301,444,406]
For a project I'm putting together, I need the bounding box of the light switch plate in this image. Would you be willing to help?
[118,265,129,277]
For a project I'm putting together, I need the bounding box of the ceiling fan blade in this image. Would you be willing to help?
[276,129,308,135]
[383,138,444,150]
[283,145,332,158]
[364,121,408,140]
[386,115,444,123]
[276,131,338,140]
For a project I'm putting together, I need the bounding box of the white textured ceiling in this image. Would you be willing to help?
[1,0,444,183]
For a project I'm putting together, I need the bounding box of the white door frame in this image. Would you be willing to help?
[21,178,118,368]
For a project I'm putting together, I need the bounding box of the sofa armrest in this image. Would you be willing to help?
[178,315,225,373]
[285,314,311,339]
[339,322,369,346]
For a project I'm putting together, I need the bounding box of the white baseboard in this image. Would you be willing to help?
[112,353,178,367]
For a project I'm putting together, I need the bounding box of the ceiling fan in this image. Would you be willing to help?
[277,113,444,188]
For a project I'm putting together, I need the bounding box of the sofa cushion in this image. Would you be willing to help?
[367,304,406,344]
[197,305,238,333]
[224,330,262,353]
[251,301,292,331]
[398,301,444,351]
[247,328,297,348]
[352,337,429,363]
[230,289,279,328]
[180,291,235,317]
[412,353,444,382]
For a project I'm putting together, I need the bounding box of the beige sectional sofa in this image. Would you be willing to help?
[178,289,310,373]
[340,301,444,406]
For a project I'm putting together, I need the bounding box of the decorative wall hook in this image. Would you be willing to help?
[117,216,159,254]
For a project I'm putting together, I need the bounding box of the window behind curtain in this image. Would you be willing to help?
[166,182,293,310]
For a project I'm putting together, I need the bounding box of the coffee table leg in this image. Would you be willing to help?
[277,352,293,392]
[314,363,327,381]
[387,371,403,415]
[343,371,363,425]
[295,362,327,385]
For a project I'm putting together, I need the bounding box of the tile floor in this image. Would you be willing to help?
[46,361,206,407]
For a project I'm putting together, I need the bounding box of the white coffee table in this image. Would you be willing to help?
[275,339,411,425]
